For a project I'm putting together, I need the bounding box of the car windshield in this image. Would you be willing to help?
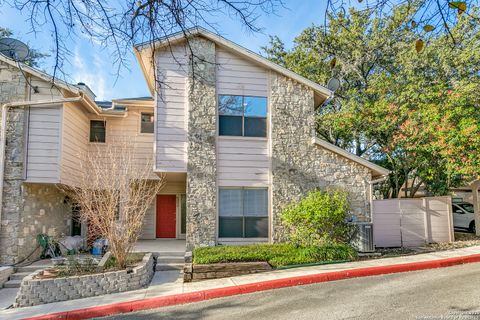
[458,203,474,213]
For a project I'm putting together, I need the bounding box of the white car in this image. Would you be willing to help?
[452,202,475,233]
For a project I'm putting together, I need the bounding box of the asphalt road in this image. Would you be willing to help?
[101,262,480,320]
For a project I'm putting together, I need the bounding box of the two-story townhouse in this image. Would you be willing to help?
[0,28,389,264]
[134,28,389,250]
[0,55,158,264]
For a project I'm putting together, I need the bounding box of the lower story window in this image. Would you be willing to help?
[219,187,268,238]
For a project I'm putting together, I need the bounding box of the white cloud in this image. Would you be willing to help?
[72,47,110,100]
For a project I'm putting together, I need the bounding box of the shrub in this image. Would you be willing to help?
[281,189,353,246]
[193,243,357,268]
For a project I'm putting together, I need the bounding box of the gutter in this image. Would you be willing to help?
[0,96,83,224]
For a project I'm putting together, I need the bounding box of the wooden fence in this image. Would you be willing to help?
[372,196,454,247]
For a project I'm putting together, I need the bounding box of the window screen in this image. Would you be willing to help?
[90,120,106,143]
[219,188,268,238]
[218,95,267,137]
[141,112,154,133]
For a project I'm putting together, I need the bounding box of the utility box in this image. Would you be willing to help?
[351,222,375,253]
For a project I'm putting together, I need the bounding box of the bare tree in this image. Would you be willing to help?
[4,0,283,82]
[61,138,165,269]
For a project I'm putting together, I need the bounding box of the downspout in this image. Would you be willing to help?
[0,96,83,223]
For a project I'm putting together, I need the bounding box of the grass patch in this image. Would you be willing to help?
[193,243,357,268]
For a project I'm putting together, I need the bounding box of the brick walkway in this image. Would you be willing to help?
[2,245,480,320]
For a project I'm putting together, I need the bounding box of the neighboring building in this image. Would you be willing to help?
[0,56,156,264]
[0,27,389,263]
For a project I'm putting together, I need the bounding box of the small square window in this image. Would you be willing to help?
[141,112,154,134]
[90,120,106,143]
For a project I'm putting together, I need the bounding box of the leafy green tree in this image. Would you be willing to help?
[263,5,480,197]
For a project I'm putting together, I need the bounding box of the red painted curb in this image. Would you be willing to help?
[25,253,480,320]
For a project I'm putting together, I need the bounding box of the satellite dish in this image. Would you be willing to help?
[327,77,340,92]
[0,38,30,62]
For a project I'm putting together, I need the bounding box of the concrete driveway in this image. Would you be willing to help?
[100,262,480,320]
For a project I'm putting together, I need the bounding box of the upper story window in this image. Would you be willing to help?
[90,120,106,143]
[218,95,267,137]
[140,112,154,134]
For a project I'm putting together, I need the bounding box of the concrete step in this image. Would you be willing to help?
[3,280,22,288]
[156,251,185,257]
[9,272,31,281]
[155,263,184,271]
[157,256,185,264]
[15,266,45,273]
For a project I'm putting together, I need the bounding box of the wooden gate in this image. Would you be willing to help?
[372,196,454,247]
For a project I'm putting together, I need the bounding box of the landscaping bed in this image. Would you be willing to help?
[184,243,357,281]
[14,253,154,307]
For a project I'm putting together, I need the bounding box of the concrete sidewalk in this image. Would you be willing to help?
[2,245,480,320]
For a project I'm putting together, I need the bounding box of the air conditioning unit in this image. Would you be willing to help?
[351,222,375,253]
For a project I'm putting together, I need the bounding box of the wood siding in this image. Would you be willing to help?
[26,105,62,183]
[216,47,268,96]
[217,137,269,187]
[60,103,89,186]
[216,46,270,187]
[155,44,188,172]
[140,200,156,239]
[29,79,63,101]
[87,109,156,179]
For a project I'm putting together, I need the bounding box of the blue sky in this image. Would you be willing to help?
[0,1,327,101]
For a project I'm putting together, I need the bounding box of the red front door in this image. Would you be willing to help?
[156,195,177,238]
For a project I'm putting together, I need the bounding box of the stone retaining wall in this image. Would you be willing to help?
[0,266,14,287]
[14,253,154,307]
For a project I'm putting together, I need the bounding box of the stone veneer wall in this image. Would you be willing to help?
[270,74,372,241]
[15,253,155,307]
[0,61,73,264]
[0,266,14,287]
[0,60,28,264]
[186,37,217,249]
[17,184,72,261]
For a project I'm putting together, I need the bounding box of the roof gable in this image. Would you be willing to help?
[134,27,333,102]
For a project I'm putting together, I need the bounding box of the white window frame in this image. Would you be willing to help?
[139,111,154,135]
[218,95,268,138]
[218,187,269,239]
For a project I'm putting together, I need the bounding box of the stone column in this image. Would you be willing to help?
[270,73,317,242]
[186,38,217,249]
[269,73,371,242]
[0,62,28,264]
